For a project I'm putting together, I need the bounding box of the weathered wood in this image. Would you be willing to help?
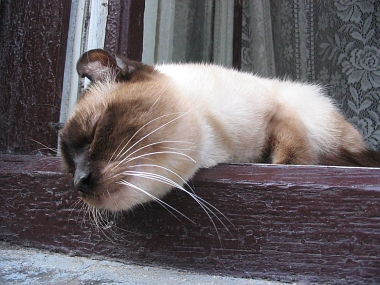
[233,0,242,69]
[105,0,145,61]
[0,0,71,154]
[1,154,379,284]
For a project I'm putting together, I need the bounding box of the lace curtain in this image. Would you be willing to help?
[242,0,380,150]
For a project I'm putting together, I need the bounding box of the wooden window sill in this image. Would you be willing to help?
[1,154,379,283]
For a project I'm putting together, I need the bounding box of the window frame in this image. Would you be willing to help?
[1,0,379,283]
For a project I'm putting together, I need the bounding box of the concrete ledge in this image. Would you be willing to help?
[0,242,288,285]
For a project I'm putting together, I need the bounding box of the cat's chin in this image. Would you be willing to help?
[80,189,127,212]
[80,181,166,212]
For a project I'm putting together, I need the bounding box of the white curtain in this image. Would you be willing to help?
[143,0,234,67]
[242,0,380,150]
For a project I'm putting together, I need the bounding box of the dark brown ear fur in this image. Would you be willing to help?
[76,49,147,82]
[320,148,380,167]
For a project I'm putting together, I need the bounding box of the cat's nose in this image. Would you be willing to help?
[74,169,91,193]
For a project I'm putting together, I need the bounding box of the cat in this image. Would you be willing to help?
[59,49,380,213]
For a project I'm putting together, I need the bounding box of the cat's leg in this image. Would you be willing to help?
[267,114,317,165]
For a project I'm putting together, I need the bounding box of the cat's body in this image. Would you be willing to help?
[155,64,362,166]
[60,49,380,212]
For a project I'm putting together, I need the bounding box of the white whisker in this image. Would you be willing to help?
[120,167,234,241]
[114,107,197,164]
[147,94,161,113]
[112,112,186,163]
[68,197,84,223]
[30,139,58,154]
[86,206,118,241]
[118,180,195,224]
[115,140,195,169]
[117,151,196,171]
[126,164,232,224]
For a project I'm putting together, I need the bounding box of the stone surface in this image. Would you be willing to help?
[0,243,288,285]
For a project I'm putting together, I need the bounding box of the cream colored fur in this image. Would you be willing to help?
[62,54,369,212]
[156,63,365,167]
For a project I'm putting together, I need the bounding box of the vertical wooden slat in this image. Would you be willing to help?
[233,0,242,69]
[105,0,145,61]
[0,0,71,154]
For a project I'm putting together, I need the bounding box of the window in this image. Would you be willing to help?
[59,1,380,152]
[1,1,379,283]
[60,0,236,123]
[59,0,109,123]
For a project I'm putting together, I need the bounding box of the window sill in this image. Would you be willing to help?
[1,154,379,283]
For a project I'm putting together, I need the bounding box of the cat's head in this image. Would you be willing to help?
[59,49,201,212]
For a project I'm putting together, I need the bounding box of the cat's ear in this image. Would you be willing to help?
[76,49,143,82]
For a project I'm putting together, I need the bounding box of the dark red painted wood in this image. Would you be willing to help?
[0,0,71,154]
[1,154,379,284]
[233,0,242,69]
[105,0,145,61]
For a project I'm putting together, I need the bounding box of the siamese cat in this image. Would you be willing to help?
[59,49,380,213]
